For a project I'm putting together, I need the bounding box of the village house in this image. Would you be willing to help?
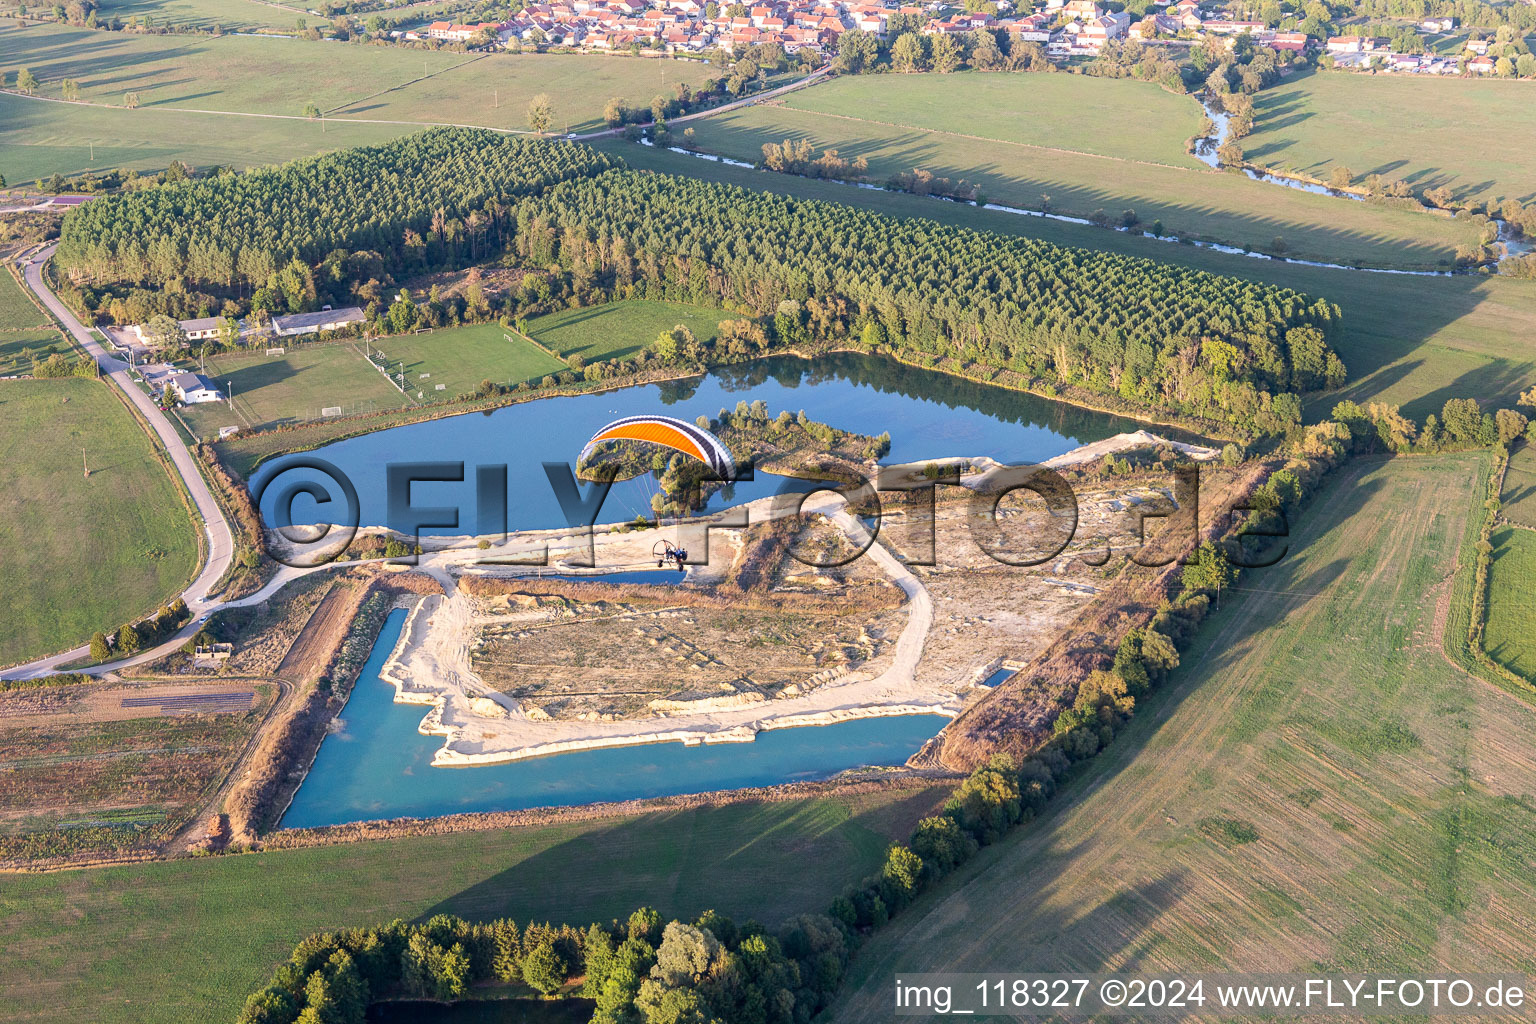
[131,316,223,345]
[166,371,224,404]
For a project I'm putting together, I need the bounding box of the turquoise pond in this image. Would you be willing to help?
[282,609,951,828]
[254,352,1150,535]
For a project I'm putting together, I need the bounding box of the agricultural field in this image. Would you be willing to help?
[90,0,304,31]
[682,74,1485,270]
[175,343,412,438]
[324,50,716,133]
[1499,442,1536,528]
[1484,525,1536,682]
[368,323,567,400]
[834,454,1536,1021]
[0,22,715,141]
[527,299,731,363]
[606,140,1536,418]
[0,273,67,374]
[0,379,199,668]
[0,91,410,184]
[0,787,945,1024]
[0,267,49,330]
[1244,71,1536,204]
[0,684,274,862]
[780,72,1208,167]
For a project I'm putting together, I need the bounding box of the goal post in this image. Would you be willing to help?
[265,346,285,356]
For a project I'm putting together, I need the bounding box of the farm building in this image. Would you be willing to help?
[271,307,366,338]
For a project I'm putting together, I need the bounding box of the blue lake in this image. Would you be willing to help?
[254,353,1146,536]
[282,609,950,828]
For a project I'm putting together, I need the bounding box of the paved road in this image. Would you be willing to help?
[1,245,237,679]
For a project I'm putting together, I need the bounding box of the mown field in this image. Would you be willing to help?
[607,140,1536,419]
[683,74,1485,270]
[0,330,71,375]
[1485,524,1536,682]
[0,787,945,1024]
[0,22,715,141]
[1500,442,1536,528]
[1245,71,1536,204]
[90,0,303,31]
[0,268,49,330]
[779,72,1207,167]
[833,453,1536,1021]
[177,343,412,438]
[0,379,198,667]
[527,299,731,363]
[369,324,568,399]
[0,91,410,183]
[325,50,715,134]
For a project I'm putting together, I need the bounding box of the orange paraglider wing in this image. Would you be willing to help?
[579,415,736,478]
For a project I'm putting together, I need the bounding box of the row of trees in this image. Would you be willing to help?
[88,598,190,663]
[507,167,1345,432]
[56,128,617,294]
[1327,393,1535,455]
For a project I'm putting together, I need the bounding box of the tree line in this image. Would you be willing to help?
[504,167,1344,433]
[56,128,616,298]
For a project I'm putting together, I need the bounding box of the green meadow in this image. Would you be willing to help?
[527,299,732,363]
[1485,524,1536,682]
[370,323,568,398]
[0,379,198,666]
[0,788,944,1024]
[1245,71,1536,204]
[176,344,411,438]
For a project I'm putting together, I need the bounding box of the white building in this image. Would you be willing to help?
[271,306,366,338]
[166,371,224,404]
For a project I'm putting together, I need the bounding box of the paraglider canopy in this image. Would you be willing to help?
[580,415,736,479]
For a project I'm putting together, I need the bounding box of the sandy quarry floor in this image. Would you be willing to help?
[333,431,1216,765]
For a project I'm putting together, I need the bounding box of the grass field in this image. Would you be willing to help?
[176,344,411,438]
[1485,525,1536,682]
[0,379,198,666]
[91,0,304,31]
[0,21,715,139]
[0,329,71,375]
[833,454,1536,1020]
[0,91,411,183]
[1245,71,1536,205]
[0,268,49,330]
[326,50,715,134]
[0,787,945,1024]
[606,140,1536,419]
[779,72,1207,167]
[1499,443,1536,528]
[369,324,568,399]
[681,74,1485,270]
[527,299,731,362]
